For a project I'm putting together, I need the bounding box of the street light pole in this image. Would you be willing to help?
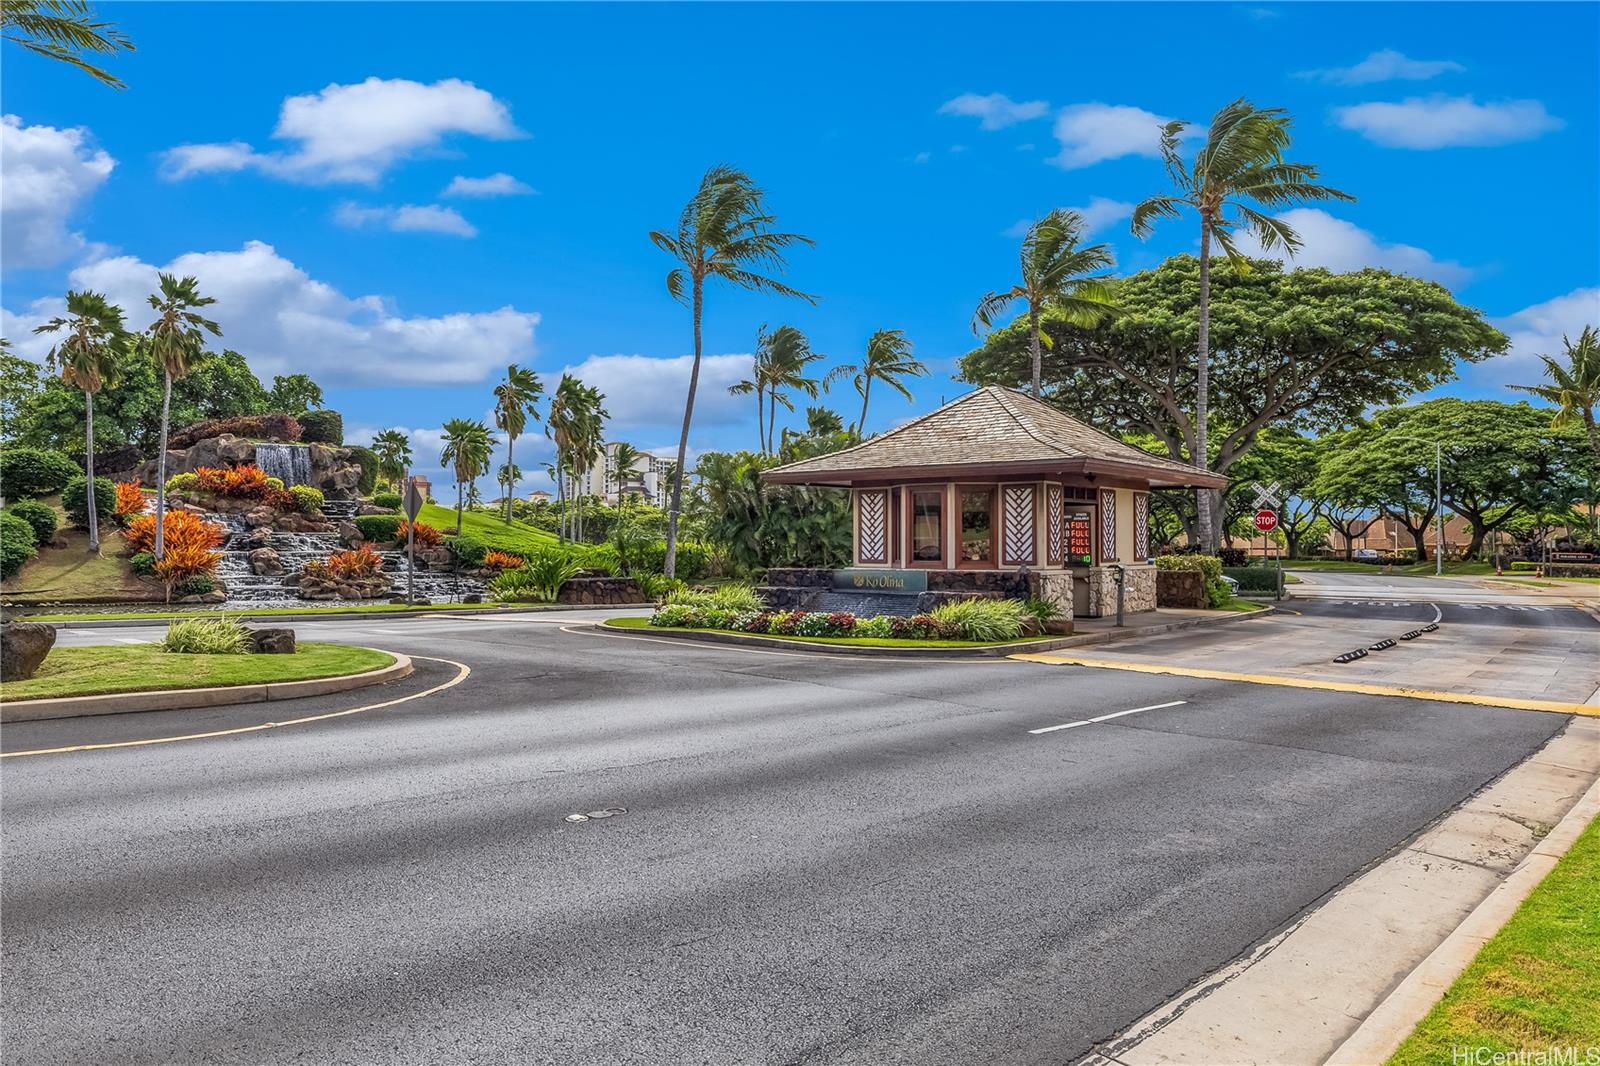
[1386,433,1444,576]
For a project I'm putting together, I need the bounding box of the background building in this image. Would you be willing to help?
[562,443,673,507]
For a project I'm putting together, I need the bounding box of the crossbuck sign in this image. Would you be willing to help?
[1250,480,1282,510]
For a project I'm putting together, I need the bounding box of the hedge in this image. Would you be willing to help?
[5,499,58,545]
[1,447,80,499]
[0,510,39,578]
[1154,553,1230,607]
[62,475,116,530]
[299,409,343,445]
[372,491,402,509]
[446,534,487,566]
[634,539,709,580]
[353,514,402,542]
[1223,566,1283,593]
[169,413,301,449]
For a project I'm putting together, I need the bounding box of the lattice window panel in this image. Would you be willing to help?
[1002,485,1036,565]
[1046,484,1064,564]
[857,490,888,563]
[1134,493,1149,561]
[1099,488,1117,561]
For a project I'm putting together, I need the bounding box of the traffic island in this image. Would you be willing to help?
[0,644,410,722]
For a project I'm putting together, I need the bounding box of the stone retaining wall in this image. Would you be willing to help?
[556,576,644,605]
[1084,565,1157,616]
[1156,569,1206,608]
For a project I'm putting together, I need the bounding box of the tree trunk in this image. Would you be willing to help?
[755,385,765,455]
[84,390,100,553]
[768,390,777,455]
[857,377,871,437]
[153,370,173,559]
[504,434,516,523]
[456,477,464,534]
[1028,304,1042,397]
[664,276,702,579]
[1195,225,1215,552]
[556,455,566,545]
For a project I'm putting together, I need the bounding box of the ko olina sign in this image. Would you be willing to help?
[831,568,928,593]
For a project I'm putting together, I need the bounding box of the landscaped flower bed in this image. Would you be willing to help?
[647,588,1039,643]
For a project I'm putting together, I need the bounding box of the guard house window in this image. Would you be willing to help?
[1065,505,1095,565]
[959,488,994,564]
[912,491,943,562]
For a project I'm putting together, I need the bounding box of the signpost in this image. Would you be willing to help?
[1253,509,1278,533]
[1250,482,1285,601]
[402,477,424,604]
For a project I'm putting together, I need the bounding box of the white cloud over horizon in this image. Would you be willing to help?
[1334,95,1563,149]
[938,92,1050,130]
[1232,208,1473,288]
[1459,287,1600,393]
[162,77,521,184]
[334,201,478,237]
[1049,103,1187,169]
[549,353,756,433]
[1298,49,1465,85]
[442,172,535,198]
[1,114,115,271]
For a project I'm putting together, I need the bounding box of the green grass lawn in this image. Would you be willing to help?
[1,642,394,701]
[416,504,561,556]
[1387,814,1600,1064]
[1215,598,1268,612]
[14,602,521,623]
[604,616,1058,648]
[1284,559,1497,576]
[1,528,159,605]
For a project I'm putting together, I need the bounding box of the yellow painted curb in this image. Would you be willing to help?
[1007,652,1600,717]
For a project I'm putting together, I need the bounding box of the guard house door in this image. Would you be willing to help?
[1063,498,1098,615]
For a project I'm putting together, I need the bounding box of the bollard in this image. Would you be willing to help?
[1114,563,1127,628]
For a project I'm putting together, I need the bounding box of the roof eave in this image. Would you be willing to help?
[762,456,1228,489]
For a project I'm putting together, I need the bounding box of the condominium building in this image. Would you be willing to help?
[561,443,673,506]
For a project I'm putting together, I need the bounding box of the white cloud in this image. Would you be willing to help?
[1463,287,1600,391]
[347,423,554,493]
[162,77,521,184]
[911,151,931,165]
[1049,103,1184,169]
[334,201,478,237]
[442,172,534,198]
[1003,197,1134,239]
[1231,208,1472,287]
[938,93,1049,131]
[2,241,538,385]
[551,353,755,431]
[1333,95,1563,148]
[1,114,115,270]
[1298,50,1464,85]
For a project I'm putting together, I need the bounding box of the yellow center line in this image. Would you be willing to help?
[1007,652,1599,717]
[0,655,472,759]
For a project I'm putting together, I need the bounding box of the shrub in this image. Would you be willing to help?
[194,464,275,499]
[165,472,202,494]
[1154,553,1234,607]
[372,491,402,509]
[483,550,523,570]
[1216,548,1248,568]
[7,499,58,545]
[113,481,147,524]
[490,551,585,602]
[665,584,763,612]
[298,409,343,444]
[287,485,325,514]
[1021,595,1061,622]
[353,515,402,543]
[345,444,378,494]
[853,615,894,638]
[129,551,156,576]
[169,414,301,449]
[636,573,684,601]
[445,534,486,565]
[796,611,855,637]
[161,616,251,655]
[634,539,709,579]
[174,574,216,596]
[0,510,39,578]
[397,520,442,547]
[326,545,384,580]
[650,603,698,628]
[264,476,285,491]
[928,598,1026,641]
[124,510,226,555]
[62,475,115,530]
[153,539,224,600]
[1509,561,1538,572]
[1222,566,1282,593]
[0,447,80,498]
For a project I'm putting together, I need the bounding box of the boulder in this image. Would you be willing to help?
[308,443,361,498]
[0,621,56,681]
[249,547,284,576]
[272,512,332,533]
[242,526,274,550]
[247,628,296,654]
[337,521,362,548]
[244,506,276,528]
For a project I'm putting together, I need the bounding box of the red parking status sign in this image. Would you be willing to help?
[1253,509,1278,532]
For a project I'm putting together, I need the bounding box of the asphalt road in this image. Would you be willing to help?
[0,611,1574,1065]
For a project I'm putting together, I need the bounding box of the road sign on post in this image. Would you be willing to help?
[1253,509,1278,533]
[1250,481,1282,510]
[402,477,423,603]
[402,479,424,521]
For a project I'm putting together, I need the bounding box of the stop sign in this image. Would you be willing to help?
[1253,508,1278,533]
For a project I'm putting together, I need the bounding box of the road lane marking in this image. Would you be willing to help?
[0,655,471,759]
[1007,653,1598,717]
[1029,700,1188,734]
[111,636,151,644]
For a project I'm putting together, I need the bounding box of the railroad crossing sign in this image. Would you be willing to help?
[1250,480,1282,510]
[1253,509,1279,533]
[402,477,425,521]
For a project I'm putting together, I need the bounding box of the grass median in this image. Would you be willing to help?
[1,643,395,701]
[1387,813,1600,1064]
[605,616,1058,649]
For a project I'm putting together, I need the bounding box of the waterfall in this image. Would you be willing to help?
[255,443,312,487]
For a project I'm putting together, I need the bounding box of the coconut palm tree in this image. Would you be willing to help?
[805,405,845,437]
[32,290,129,552]
[1510,326,1600,465]
[371,429,413,491]
[439,417,493,533]
[760,325,824,453]
[146,274,221,559]
[608,441,644,501]
[546,375,608,542]
[497,462,523,504]
[824,329,928,435]
[1131,97,1352,550]
[1,0,135,88]
[972,209,1119,397]
[649,164,814,577]
[492,363,543,523]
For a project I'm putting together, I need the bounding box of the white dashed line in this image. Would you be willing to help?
[1029,700,1188,734]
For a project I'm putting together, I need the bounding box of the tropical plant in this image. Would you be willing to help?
[1131,98,1352,550]
[396,519,443,547]
[146,273,222,560]
[0,509,39,578]
[804,405,845,437]
[112,480,145,523]
[193,464,274,499]
[545,375,608,541]
[664,583,765,612]
[123,508,224,555]
[0,445,79,498]
[608,442,644,499]
[370,428,413,491]
[928,598,1027,641]
[160,616,251,655]
[326,545,384,581]
[1,0,134,88]
[6,498,58,544]
[439,417,493,532]
[287,485,324,514]
[490,550,584,602]
[729,324,825,453]
[1510,325,1600,469]
[650,164,815,577]
[32,290,128,551]
[824,329,928,434]
[972,209,1119,397]
[153,538,223,601]
[492,363,543,522]
[483,549,524,570]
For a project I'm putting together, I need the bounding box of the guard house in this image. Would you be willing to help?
[761,386,1227,617]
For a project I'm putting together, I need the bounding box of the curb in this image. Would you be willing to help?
[1032,603,1276,650]
[1325,773,1600,1066]
[15,604,655,629]
[0,651,413,722]
[597,622,1067,658]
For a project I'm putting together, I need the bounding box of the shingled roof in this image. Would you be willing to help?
[763,386,1227,488]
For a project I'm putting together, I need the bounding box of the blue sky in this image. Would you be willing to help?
[4,1,1597,492]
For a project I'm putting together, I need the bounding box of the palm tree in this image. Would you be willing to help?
[649,164,814,577]
[497,462,523,504]
[492,363,543,523]
[1511,326,1600,464]
[1131,98,1352,550]
[146,274,221,559]
[760,325,824,453]
[1,0,134,88]
[805,405,845,437]
[972,209,1120,397]
[371,429,413,492]
[33,290,128,552]
[546,375,608,542]
[824,329,928,435]
[608,441,644,501]
[439,417,493,533]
